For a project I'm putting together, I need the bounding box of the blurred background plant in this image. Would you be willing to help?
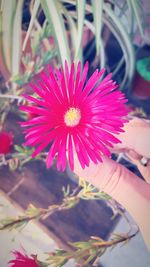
[0,0,149,122]
[0,0,149,86]
[0,0,149,266]
[0,0,149,171]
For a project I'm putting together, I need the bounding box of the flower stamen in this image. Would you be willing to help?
[64,107,81,127]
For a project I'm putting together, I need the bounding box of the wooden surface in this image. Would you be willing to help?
[0,112,119,249]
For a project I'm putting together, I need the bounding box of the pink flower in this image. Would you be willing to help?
[20,61,128,171]
[9,251,39,267]
[0,131,13,154]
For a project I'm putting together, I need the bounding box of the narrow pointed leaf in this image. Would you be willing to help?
[75,0,85,60]
[41,0,71,68]
[11,0,24,75]
[61,3,82,64]
[92,0,103,55]
[129,0,145,39]
[22,0,40,51]
[0,0,16,72]
[103,3,135,86]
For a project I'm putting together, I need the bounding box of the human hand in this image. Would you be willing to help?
[113,116,150,183]
[113,116,150,158]
[73,117,150,251]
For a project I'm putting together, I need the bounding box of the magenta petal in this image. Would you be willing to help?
[20,116,47,127]
[22,94,48,107]
[24,125,52,140]
[81,69,99,99]
[57,134,67,171]
[40,73,62,104]
[93,138,111,157]
[46,138,61,168]
[68,134,74,171]
[20,105,49,116]
[60,70,69,102]
[27,130,55,147]
[68,62,75,102]
[78,135,98,164]
[74,62,81,101]
[30,83,45,98]
[32,138,50,157]
[9,250,38,267]
[73,134,89,168]
[75,61,88,97]
[65,60,70,86]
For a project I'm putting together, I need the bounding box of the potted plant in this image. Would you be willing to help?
[0,1,149,267]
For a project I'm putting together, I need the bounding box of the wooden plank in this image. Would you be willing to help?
[0,112,119,249]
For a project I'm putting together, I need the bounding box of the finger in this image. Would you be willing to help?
[127,151,150,184]
[127,150,142,160]
[74,154,117,190]
[114,117,150,158]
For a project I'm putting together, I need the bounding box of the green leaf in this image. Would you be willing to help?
[66,0,135,86]
[11,0,24,76]
[0,217,15,227]
[129,0,145,39]
[84,19,105,69]
[14,145,25,153]
[41,0,71,68]
[61,3,82,64]
[103,3,135,87]
[8,158,19,171]
[38,261,48,267]
[126,0,134,36]
[75,0,85,60]
[92,0,103,55]
[12,72,31,86]
[65,1,106,68]
[0,216,28,231]
[42,50,57,65]
[0,0,16,73]
[22,0,40,52]
[71,241,91,249]
[26,204,41,218]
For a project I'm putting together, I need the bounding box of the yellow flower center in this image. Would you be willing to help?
[64,107,81,127]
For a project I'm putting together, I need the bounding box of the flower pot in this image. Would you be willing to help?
[133,72,150,99]
[132,57,150,99]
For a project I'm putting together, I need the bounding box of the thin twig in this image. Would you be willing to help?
[0,94,23,100]
[0,195,79,230]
